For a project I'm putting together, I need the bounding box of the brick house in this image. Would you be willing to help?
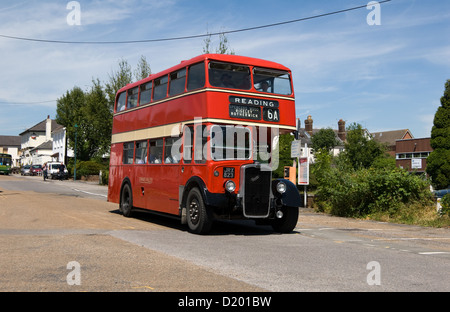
[372,129,413,157]
[395,137,432,174]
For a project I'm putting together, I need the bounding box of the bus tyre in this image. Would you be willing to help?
[186,188,212,234]
[271,206,299,233]
[120,183,133,217]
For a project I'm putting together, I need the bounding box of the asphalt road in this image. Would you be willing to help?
[0,174,449,293]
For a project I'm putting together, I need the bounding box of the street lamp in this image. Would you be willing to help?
[74,124,78,181]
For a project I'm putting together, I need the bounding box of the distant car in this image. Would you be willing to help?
[30,165,43,176]
[434,186,450,198]
[21,165,31,176]
[47,162,69,180]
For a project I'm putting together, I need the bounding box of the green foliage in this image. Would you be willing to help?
[312,122,434,222]
[427,79,450,189]
[57,56,151,161]
[105,58,133,111]
[134,55,151,81]
[56,81,111,161]
[203,31,235,55]
[342,123,385,170]
[273,133,294,178]
[70,160,107,179]
[311,128,339,152]
[441,194,450,217]
[315,167,433,217]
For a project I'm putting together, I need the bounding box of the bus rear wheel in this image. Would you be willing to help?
[186,187,212,234]
[120,183,133,217]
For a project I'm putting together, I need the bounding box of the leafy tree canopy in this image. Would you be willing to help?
[427,79,450,189]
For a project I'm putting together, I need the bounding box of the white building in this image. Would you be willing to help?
[51,124,73,163]
[19,116,62,165]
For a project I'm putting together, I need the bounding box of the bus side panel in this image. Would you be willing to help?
[112,94,208,135]
[129,165,178,215]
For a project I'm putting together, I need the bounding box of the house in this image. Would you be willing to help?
[30,140,54,165]
[19,116,62,165]
[396,137,433,174]
[299,115,346,162]
[371,129,413,157]
[0,135,21,167]
[51,124,73,164]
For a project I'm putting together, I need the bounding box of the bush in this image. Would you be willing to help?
[70,160,107,180]
[315,167,433,218]
[441,193,450,217]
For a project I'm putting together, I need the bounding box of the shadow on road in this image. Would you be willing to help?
[109,208,300,236]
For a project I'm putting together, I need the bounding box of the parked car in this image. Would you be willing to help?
[30,164,43,176]
[20,165,31,176]
[434,186,450,198]
[47,162,69,180]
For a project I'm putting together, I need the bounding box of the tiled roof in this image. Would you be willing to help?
[0,135,21,147]
[19,119,61,136]
[371,129,413,145]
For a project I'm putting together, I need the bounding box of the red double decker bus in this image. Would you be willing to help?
[107,54,301,234]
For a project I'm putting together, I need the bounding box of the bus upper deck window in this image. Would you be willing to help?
[139,82,152,105]
[127,87,138,109]
[208,62,250,90]
[169,69,186,96]
[253,68,292,95]
[153,76,168,101]
[116,92,126,112]
[187,62,205,91]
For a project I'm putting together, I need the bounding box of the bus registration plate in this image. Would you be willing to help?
[223,167,235,178]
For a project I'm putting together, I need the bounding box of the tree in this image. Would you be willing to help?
[427,79,450,189]
[83,79,112,158]
[134,55,151,81]
[311,128,339,152]
[203,31,235,55]
[272,133,295,178]
[341,123,385,170]
[56,81,111,161]
[56,86,90,160]
[105,58,133,111]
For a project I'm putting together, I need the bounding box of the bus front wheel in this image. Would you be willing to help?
[120,183,133,217]
[271,206,299,233]
[186,187,212,234]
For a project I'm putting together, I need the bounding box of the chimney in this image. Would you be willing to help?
[304,115,313,136]
[46,115,51,142]
[338,119,346,141]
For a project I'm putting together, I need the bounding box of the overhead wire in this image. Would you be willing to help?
[0,0,392,45]
[0,0,392,105]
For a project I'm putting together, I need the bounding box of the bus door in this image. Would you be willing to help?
[159,136,182,215]
[142,138,179,215]
[180,124,207,187]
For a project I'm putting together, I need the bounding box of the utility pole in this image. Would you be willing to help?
[74,124,78,181]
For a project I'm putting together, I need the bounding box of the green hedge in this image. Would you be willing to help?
[315,167,433,217]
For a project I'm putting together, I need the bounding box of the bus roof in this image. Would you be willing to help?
[117,54,292,94]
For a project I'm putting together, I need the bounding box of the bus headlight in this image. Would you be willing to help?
[224,180,236,193]
[276,181,286,194]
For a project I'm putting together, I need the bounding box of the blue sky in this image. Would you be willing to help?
[0,0,448,139]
